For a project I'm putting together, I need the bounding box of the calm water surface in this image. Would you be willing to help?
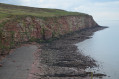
[76,20,119,79]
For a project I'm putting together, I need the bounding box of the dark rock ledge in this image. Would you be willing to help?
[30,26,107,79]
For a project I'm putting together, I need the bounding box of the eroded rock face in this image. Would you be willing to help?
[0,15,98,55]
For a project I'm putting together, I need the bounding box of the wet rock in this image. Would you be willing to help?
[0,64,2,67]
[34,26,106,79]
[93,73,106,77]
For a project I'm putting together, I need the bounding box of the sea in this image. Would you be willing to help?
[76,20,119,79]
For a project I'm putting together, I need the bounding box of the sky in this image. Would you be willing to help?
[0,0,119,21]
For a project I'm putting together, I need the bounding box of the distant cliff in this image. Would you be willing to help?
[0,3,99,55]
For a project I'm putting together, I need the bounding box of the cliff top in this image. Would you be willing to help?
[0,3,88,20]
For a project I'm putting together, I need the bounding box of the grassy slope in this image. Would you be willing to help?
[0,3,87,20]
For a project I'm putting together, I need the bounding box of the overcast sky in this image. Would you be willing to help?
[0,0,119,21]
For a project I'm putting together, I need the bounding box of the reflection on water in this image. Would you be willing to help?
[76,20,119,79]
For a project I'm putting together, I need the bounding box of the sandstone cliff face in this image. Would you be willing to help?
[0,15,98,54]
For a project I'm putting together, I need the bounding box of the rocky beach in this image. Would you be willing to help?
[28,26,107,79]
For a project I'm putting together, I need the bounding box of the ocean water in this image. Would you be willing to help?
[76,20,119,79]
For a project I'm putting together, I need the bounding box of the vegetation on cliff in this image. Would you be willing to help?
[0,3,98,56]
[0,3,87,19]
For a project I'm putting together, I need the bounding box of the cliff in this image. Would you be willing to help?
[0,3,99,55]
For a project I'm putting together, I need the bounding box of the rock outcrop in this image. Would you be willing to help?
[0,7,99,55]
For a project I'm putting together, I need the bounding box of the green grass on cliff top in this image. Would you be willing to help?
[0,3,88,20]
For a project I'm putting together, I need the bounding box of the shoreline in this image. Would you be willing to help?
[29,26,107,79]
